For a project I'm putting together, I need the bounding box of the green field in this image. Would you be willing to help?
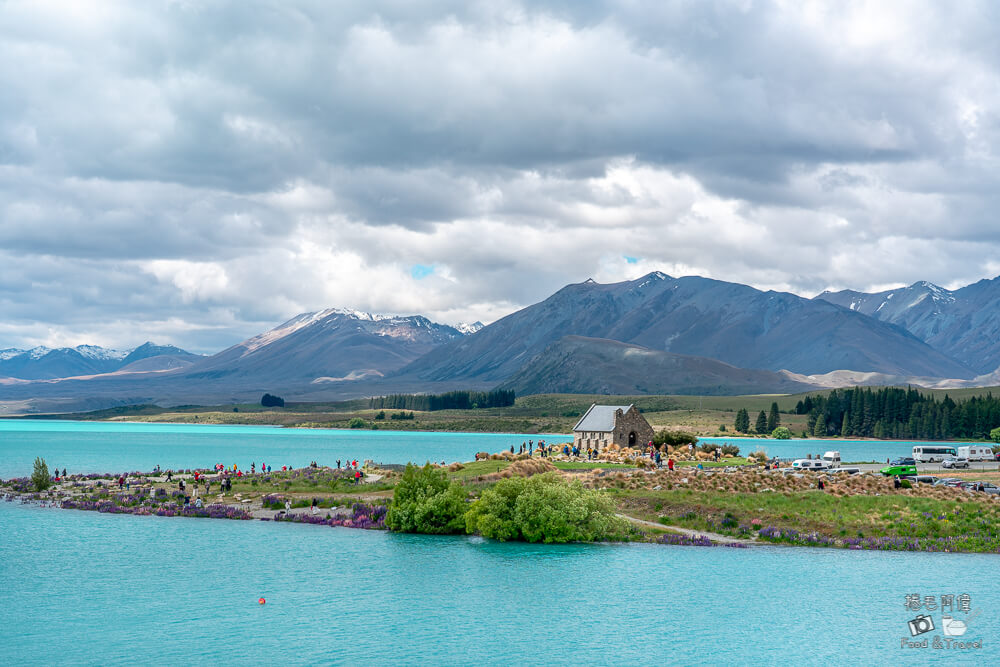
[21,386,1000,439]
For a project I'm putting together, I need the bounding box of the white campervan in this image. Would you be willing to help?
[957,446,994,462]
[791,459,830,471]
[821,451,841,468]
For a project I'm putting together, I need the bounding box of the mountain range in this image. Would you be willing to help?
[2,272,1000,414]
[815,277,1000,374]
[0,342,199,380]
[401,272,973,382]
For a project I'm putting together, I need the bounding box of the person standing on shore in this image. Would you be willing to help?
[311,498,318,515]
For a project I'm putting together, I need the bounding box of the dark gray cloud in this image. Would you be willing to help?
[2,1,1000,352]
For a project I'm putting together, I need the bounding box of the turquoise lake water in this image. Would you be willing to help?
[2,421,997,664]
[1,500,995,665]
[698,436,957,463]
[0,420,970,479]
[0,420,567,478]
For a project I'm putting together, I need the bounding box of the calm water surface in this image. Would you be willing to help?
[0,420,974,479]
[0,501,995,665]
[0,420,566,478]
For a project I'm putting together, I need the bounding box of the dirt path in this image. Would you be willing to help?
[617,514,756,546]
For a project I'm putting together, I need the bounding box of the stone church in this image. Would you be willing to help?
[572,404,655,451]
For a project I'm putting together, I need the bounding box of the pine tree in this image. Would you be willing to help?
[813,413,827,437]
[755,410,767,434]
[767,402,780,432]
[31,457,51,492]
[734,408,750,433]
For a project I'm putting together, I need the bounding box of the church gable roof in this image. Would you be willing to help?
[572,404,633,432]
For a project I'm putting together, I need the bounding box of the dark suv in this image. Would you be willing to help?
[890,457,916,467]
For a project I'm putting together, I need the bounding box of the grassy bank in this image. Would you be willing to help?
[7,450,1000,552]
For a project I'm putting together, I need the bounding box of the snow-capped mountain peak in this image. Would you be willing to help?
[74,344,129,361]
[457,321,485,335]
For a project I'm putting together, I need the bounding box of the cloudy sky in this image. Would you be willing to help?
[3,0,1000,353]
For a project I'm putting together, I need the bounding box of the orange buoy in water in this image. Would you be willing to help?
[258,597,266,605]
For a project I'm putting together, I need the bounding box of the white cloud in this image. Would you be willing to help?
[3,1,1000,351]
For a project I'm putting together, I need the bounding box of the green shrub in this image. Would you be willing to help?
[720,444,740,456]
[31,457,51,492]
[771,426,792,440]
[464,473,629,543]
[385,463,467,534]
[653,429,698,447]
[901,480,913,489]
[374,410,385,420]
[348,417,366,429]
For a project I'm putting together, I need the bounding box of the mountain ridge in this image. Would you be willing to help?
[815,276,1000,374]
[400,272,975,383]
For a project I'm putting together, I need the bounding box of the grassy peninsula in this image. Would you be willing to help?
[8,443,1000,552]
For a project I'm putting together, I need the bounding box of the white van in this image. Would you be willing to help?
[821,451,841,468]
[791,459,830,471]
[957,446,994,462]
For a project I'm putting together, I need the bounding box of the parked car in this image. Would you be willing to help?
[913,475,938,485]
[890,457,917,466]
[959,481,1000,494]
[941,457,970,469]
[933,477,963,487]
[881,464,918,476]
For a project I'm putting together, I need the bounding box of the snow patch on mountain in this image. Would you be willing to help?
[75,345,129,360]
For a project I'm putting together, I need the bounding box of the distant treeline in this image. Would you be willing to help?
[794,387,1000,440]
[368,389,515,412]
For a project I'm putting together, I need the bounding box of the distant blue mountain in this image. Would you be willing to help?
[0,343,197,380]
[816,276,1000,374]
[402,272,974,383]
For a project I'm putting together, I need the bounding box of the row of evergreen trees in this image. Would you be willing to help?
[733,403,781,434]
[369,389,515,412]
[794,387,1000,440]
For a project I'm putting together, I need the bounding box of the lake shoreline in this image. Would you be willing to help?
[6,455,1000,554]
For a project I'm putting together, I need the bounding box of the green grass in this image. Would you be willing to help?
[674,457,749,468]
[446,460,511,480]
[551,462,636,470]
[612,487,1000,543]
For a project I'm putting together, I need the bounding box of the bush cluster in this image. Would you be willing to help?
[464,473,630,543]
[653,429,698,447]
[385,464,467,534]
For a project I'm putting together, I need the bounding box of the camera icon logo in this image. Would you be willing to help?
[908,614,935,637]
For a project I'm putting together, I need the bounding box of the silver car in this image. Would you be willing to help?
[941,457,970,469]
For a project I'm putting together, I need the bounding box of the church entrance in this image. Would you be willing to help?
[628,431,637,446]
